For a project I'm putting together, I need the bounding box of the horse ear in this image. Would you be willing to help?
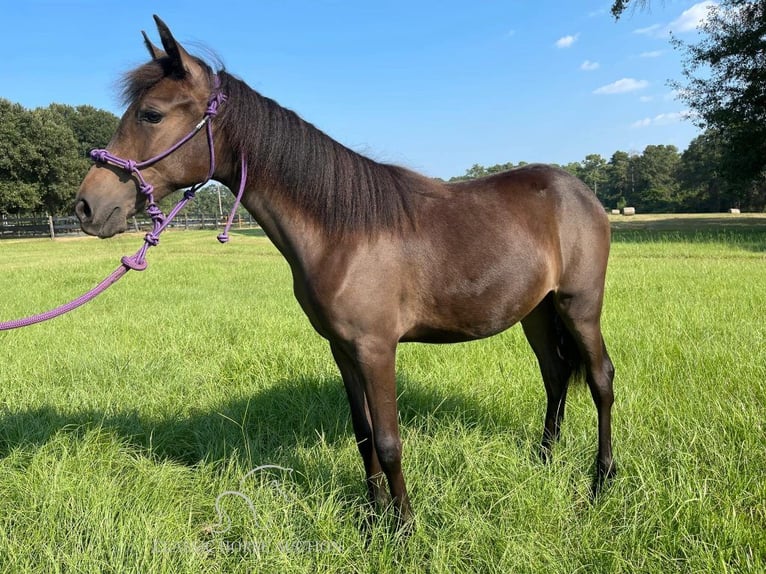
[141,30,165,60]
[152,15,190,78]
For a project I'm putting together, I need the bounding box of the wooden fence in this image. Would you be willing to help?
[0,213,259,240]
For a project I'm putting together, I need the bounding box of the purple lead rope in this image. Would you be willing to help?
[0,266,129,330]
[0,77,248,331]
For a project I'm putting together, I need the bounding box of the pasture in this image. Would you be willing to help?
[0,215,764,573]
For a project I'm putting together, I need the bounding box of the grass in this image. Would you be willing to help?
[1,214,765,573]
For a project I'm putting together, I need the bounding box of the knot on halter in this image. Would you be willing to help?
[124,159,137,173]
[146,204,164,222]
[89,149,110,163]
[206,91,228,116]
[138,182,154,197]
[143,232,160,247]
[216,233,230,244]
[121,254,148,271]
[183,188,197,201]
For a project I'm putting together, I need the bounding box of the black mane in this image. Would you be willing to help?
[217,71,431,235]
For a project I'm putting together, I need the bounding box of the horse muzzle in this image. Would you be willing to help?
[74,197,129,238]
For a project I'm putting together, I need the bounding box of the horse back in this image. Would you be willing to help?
[396,164,609,342]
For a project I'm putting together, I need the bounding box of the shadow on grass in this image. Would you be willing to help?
[0,373,541,473]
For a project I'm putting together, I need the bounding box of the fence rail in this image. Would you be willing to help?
[0,213,259,240]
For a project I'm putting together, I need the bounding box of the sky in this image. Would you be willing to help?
[1,0,713,180]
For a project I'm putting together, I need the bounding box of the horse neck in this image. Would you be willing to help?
[213,72,420,252]
[237,179,328,271]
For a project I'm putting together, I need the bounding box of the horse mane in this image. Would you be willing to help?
[216,71,437,235]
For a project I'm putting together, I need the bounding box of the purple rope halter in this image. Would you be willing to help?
[0,76,248,331]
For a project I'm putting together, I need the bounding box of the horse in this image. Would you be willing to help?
[74,16,616,528]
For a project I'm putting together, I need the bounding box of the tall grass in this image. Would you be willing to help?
[0,219,764,573]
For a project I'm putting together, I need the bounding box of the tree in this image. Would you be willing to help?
[47,104,119,159]
[0,100,120,215]
[448,162,519,182]
[632,145,681,212]
[671,0,766,210]
[603,151,633,210]
[31,107,85,214]
[677,130,731,212]
[610,0,649,19]
[580,154,609,204]
[0,99,44,213]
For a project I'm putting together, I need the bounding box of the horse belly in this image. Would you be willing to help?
[401,276,548,344]
[400,324,512,344]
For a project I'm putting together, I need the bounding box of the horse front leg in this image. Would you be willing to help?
[343,338,413,528]
[330,342,390,511]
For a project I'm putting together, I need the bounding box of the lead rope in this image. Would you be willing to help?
[217,155,248,244]
[0,79,248,331]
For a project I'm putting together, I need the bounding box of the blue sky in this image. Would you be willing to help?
[1,1,712,179]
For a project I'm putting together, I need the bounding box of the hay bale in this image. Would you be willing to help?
[611,209,621,215]
[729,208,741,214]
[622,207,636,216]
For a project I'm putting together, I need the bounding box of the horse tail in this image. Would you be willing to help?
[552,309,586,386]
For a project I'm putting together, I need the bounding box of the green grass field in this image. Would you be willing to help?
[1,215,764,573]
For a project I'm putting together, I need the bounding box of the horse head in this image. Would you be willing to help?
[75,16,219,238]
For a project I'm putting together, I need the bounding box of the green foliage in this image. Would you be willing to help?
[46,104,120,159]
[451,136,763,213]
[604,150,632,209]
[448,162,523,182]
[678,131,732,212]
[631,145,681,212]
[0,99,118,215]
[0,224,764,572]
[671,0,766,210]
[0,100,45,212]
[610,0,650,19]
[611,0,766,210]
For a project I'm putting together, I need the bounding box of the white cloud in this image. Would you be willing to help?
[633,1,716,37]
[555,34,579,48]
[640,50,663,58]
[631,111,691,128]
[594,78,649,95]
[581,60,600,71]
[633,23,662,36]
[668,1,715,33]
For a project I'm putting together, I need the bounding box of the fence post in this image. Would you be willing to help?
[48,215,55,240]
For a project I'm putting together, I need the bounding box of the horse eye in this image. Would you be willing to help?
[140,110,164,124]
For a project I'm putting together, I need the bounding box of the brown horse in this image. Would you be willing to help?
[75,16,615,527]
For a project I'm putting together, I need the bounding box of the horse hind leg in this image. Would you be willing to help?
[554,290,616,497]
[521,294,578,463]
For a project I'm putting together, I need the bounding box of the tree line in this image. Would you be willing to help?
[1,96,763,216]
[0,99,119,215]
[449,130,765,213]
[0,99,247,218]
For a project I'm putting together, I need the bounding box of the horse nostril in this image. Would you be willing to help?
[75,198,93,222]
